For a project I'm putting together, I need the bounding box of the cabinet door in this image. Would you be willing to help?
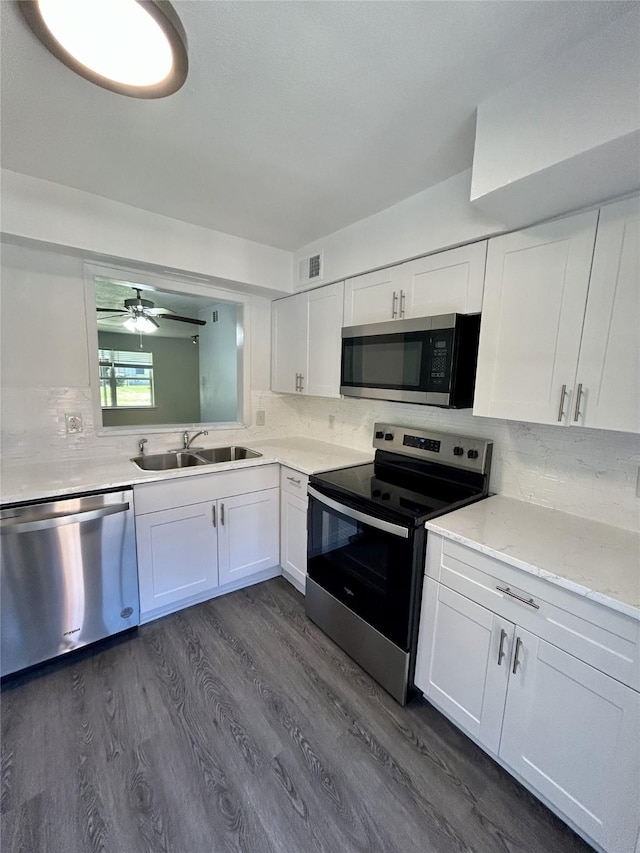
[404,241,487,318]
[271,294,306,393]
[305,281,344,398]
[575,197,640,433]
[136,503,218,614]
[217,488,280,586]
[500,630,640,853]
[343,265,409,326]
[280,490,308,593]
[415,579,514,755]
[473,211,598,424]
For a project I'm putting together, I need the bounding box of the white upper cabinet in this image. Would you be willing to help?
[474,199,639,433]
[271,294,306,394]
[473,210,599,425]
[343,265,409,326]
[344,242,488,327]
[574,197,640,433]
[271,281,344,398]
[404,241,487,318]
[306,282,344,397]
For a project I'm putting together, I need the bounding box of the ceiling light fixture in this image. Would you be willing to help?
[123,315,159,334]
[19,0,188,98]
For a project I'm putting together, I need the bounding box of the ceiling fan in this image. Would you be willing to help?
[96,288,206,334]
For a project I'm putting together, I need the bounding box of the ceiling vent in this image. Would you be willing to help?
[298,251,323,287]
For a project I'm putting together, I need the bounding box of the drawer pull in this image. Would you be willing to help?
[497,628,508,666]
[512,636,523,675]
[212,505,216,528]
[496,585,539,609]
[287,476,301,485]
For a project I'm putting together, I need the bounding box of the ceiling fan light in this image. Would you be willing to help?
[20,0,188,98]
[123,315,158,333]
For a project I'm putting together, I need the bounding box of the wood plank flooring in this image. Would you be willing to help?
[1,577,592,853]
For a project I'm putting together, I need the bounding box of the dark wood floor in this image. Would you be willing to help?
[1,577,592,853]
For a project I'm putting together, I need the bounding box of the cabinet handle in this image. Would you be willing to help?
[496,585,539,609]
[299,374,304,393]
[212,505,216,528]
[557,384,568,422]
[295,373,300,392]
[220,503,225,526]
[399,289,406,319]
[391,291,398,319]
[573,383,583,422]
[497,628,508,666]
[287,476,301,485]
[512,636,523,675]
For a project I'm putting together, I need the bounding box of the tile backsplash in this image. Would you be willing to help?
[1,385,638,532]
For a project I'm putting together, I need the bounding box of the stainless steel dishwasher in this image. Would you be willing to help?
[1,489,139,677]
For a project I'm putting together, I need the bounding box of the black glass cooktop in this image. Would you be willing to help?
[310,457,480,526]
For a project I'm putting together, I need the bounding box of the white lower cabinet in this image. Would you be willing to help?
[416,534,640,853]
[134,466,280,621]
[280,466,309,593]
[217,488,279,586]
[136,501,220,614]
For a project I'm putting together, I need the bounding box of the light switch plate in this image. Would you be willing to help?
[256,409,266,426]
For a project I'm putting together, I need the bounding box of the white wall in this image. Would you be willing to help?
[277,394,640,534]
[0,241,285,462]
[471,6,640,213]
[294,170,505,287]
[0,170,294,295]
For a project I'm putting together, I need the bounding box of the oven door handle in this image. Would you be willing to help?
[308,486,410,539]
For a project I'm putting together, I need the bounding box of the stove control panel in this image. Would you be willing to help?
[403,435,441,453]
[373,423,492,474]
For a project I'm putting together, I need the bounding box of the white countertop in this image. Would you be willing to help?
[426,495,640,620]
[0,437,373,506]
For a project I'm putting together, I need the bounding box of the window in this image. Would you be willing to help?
[99,349,154,409]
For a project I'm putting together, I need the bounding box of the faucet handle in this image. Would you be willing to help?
[138,438,148,455]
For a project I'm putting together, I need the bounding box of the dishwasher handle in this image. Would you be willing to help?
[0,502,130,534]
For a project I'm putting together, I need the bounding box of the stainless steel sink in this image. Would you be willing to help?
[194,446,262,463]
[131,446,262,471]
[131,451,205,471]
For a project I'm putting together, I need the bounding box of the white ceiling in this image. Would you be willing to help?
[0,1,633,251]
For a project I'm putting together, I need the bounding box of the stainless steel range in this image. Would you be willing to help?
[306,423,492,704]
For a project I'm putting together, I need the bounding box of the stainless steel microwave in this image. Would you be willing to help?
[340,313,481,407]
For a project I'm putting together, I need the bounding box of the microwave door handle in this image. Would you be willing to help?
[308,486,409,539]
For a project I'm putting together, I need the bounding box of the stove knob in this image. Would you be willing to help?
[375,430,384,439]
[467,449,479,459]
[384,433,394,441]
[453,446,464,456]
[381,492,390,500]
[372,489,381,498]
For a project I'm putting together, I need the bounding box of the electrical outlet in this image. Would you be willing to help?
[328,414,335,430]
[256,409,266,426]
[65,413,83,434]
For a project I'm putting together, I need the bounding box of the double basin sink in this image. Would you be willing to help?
[131,446,262,471]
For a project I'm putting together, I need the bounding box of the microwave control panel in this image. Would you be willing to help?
[427,331,453,391]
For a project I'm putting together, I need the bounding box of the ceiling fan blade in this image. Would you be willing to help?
[145,307,173,315]
[160,314,207,326]
[96,308,127,314]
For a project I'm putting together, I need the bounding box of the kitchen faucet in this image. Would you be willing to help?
[183,430,208,449]
[138,438,148,455]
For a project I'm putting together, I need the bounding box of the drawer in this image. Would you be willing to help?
[134,464,280,515]
[280,466,309,499]
[427,534,640,692]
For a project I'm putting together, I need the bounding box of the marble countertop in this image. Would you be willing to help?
[0,437,373,506]
[426,495,640,620]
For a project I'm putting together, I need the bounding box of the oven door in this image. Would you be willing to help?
[307,486,416,650]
